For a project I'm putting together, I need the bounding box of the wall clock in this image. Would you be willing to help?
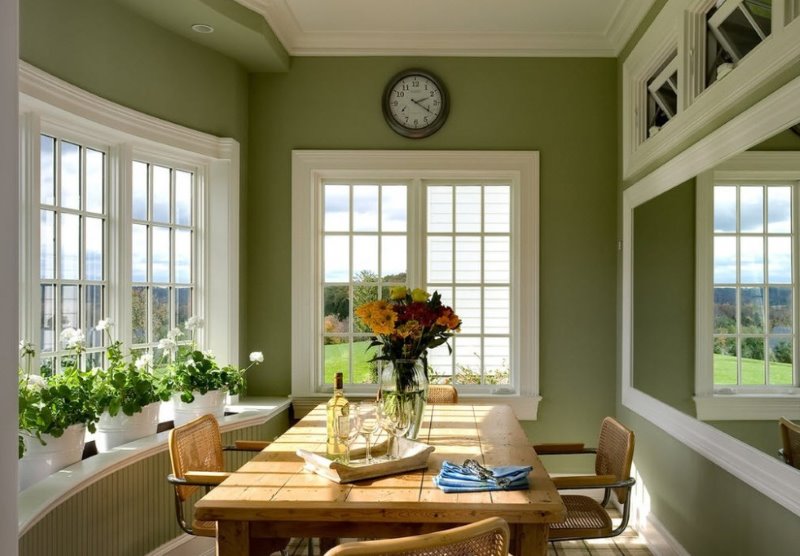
[382,69,448,139]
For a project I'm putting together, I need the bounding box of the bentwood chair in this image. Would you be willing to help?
[166,414,290,554]
[779,416,800,469]
[427,384,459,404]
[322,517,510,556]
[534,417,636,541]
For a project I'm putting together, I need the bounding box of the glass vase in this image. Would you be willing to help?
[379,359,429,440]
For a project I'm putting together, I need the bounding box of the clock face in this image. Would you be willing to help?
[383,70,448,138]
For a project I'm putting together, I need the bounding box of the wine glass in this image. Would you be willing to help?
[334,403,362,465]
[357,402,378,464]
[379,397,411,460]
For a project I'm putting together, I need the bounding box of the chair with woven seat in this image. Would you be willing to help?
[322,517,510,555]
[533,416,635,542]
[166,414,290,554]
[427,384,458,404]
[779,416,800,469]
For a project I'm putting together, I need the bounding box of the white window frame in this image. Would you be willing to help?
[291,150,540,419]
[18,62,240,367]
[696,151,800,420]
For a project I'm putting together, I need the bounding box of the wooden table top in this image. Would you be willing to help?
[195,403,565,526]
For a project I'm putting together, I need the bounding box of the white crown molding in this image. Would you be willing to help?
[240,0,649,57]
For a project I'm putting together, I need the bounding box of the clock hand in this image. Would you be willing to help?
[411,97,433,114]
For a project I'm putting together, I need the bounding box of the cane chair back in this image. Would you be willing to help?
[595,416,635,504]
[427,384,459,404]
[323,517,509,556]
[779,417,800,468]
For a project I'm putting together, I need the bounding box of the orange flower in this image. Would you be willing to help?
[355,300,397,335]
[395,320,422,339]
[435,307,461,330]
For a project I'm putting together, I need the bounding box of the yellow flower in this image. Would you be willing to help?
[355,300,397,335]
[389,286,408,300]
[411,288,429,302]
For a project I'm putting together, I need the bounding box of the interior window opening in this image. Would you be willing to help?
[646,55,678,138]
[706,0,772,88]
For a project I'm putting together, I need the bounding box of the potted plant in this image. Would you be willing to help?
[18,331,99,490]
[91,319,171,452]
[162,317,263,426]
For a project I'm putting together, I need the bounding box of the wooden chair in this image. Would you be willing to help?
[322,517,510,555]
[427,384,458,404]
[779,416,800,468]
[166,414,289,554]
[534,417,636,542]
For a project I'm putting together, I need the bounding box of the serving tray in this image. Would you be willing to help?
[297,437,435,483]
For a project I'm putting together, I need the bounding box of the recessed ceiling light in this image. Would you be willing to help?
[191,24,214,34]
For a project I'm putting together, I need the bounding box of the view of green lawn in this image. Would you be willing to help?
[324,340,376,383]
[713,354,792,385]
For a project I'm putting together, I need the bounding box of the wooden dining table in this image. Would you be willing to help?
[194,403,566,555]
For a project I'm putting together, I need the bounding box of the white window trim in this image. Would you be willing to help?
[291,150,540,420]
[695,151,800,420]
[18,62,240,366]
[622,0,800,182]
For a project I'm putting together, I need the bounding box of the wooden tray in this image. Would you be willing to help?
[297,437,435,483]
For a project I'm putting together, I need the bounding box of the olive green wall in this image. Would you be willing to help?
[246,57,619,450]
[617,2,800,554]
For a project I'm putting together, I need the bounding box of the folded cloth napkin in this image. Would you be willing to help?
[433,459,532,493]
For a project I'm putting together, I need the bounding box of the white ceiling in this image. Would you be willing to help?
[238,0,654,57]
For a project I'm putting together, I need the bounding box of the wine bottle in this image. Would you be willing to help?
[326,372,349,462]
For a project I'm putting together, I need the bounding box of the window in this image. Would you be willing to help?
[19,63,240,373]
[646,55,678,137]
[38,135,108,374]
[292,151,539,419]
[696,152,800,419]
[706,0,771,87]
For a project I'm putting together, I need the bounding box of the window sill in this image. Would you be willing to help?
[694,393,800,420]
[291,394,541,421]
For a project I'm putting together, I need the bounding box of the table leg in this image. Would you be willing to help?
[216,521,250,556]
[510,524,549,556]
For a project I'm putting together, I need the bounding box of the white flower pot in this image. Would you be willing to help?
[172,390,227,426]
[226,393,239,406]
[94,402,161,453]
[19,424,86,491]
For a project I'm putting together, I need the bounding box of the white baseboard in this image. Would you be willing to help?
[638,513,690,556]
[147,534,215,556]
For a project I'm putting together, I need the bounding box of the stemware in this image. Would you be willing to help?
[378,397,411,460]
[334,403,362,464]
[357,402,378,464]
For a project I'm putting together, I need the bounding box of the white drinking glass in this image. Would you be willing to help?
[357,402,378,464]
[378,397,411,460]
[335,403,362,465]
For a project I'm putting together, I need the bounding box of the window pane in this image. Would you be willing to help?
[60,142,80,210]
[382,186,406,232]
[324,336,349,385]
[40,285,55,352]
[484,287,510,334]
[175,229,192,284]
[714,186,737,232]
[152,286,170,342]
[713,287,737,334]
[353,185,378,232]
[769,338,793,385]
[60,284,79,331]
[427,236,452,283]
[85,148,104,214]
[132,224,148,282]
[176,287,192,332]
[454,336,482,383]
[484,236,510,283]
[717,2,771,60]
[85,217,103,281]
[713,337,737,384]
[455,236,481,283]
[40,210,55,279]
[381,235,406,281]
[352,235,378,279]
[484,185,510,233]
[739,236,763,283]
[427,342,454,382]
[324,185,349,232]
[175,170,192,226]
[132,161,148,220]
[325,284,351,333]
[40,135,55,205]
[768,186,791,233]
[740,287,764,334]
[60,213,80,280]
[455,287,481,334]
[152,226,171,283]
[85,285,103,348]
[427,186,452,233]
[768,236,792,284]
[740,186,763,233]
[324,235,349,282]
[131,286,148,344]
[455,185,481,233]
[484,337,510,385]
[768,286,792,334]
[741,337,766,384]
[152,165,171,223]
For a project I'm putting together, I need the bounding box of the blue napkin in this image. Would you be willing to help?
[433,460,532,493]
